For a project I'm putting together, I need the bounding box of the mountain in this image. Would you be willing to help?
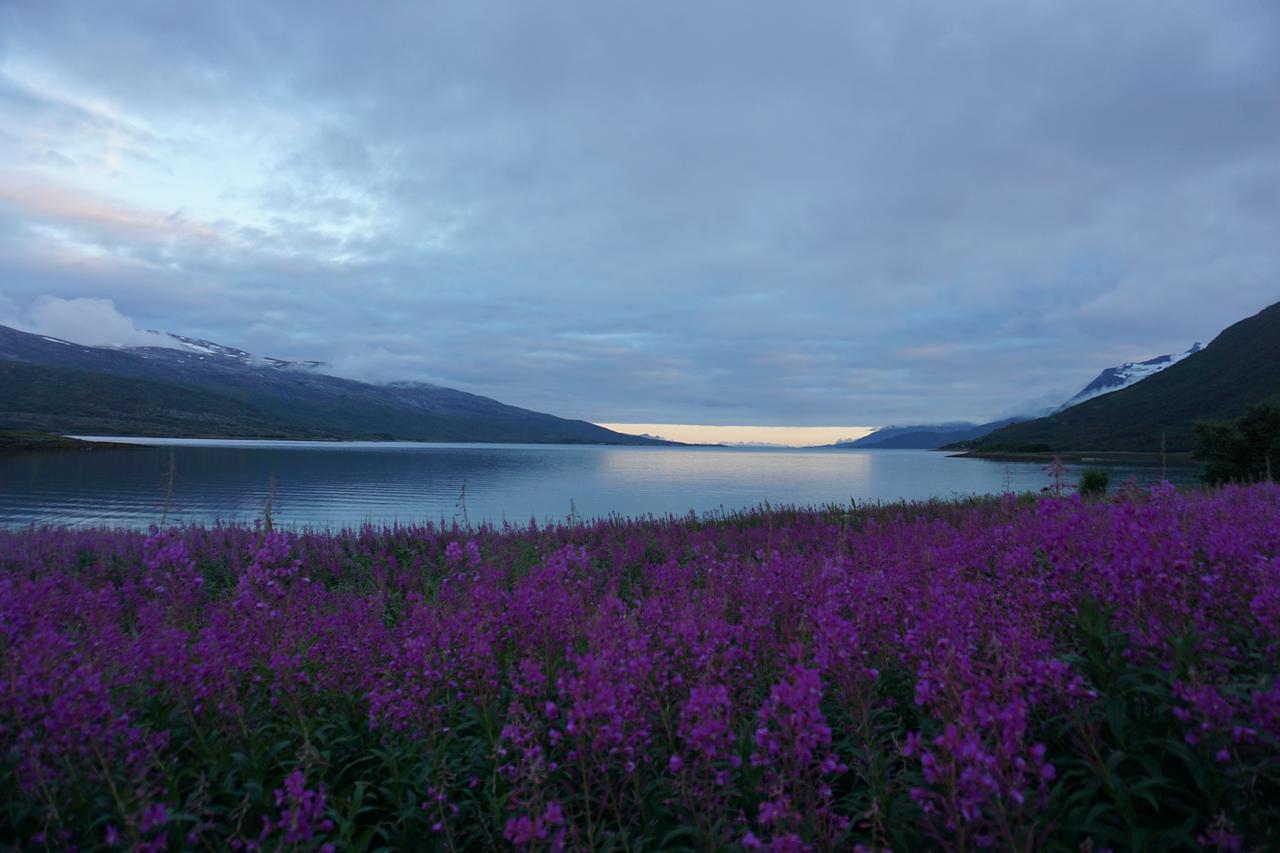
[964,300,1280,452]
[833,419,1024,449]
[1056,343,1203,410]
[861,344,1201,450]
[0,324,669,445]
[838,344,1200,450]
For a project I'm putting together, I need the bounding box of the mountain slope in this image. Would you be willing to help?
[842,344,1199,450]
[0,325,667,444]
[967,300,1280,452]
[0,361,341,438]
[1057,343,1203,410]
[834,419,1023,449]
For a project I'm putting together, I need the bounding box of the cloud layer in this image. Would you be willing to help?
[2,296,170,347]
[1,1,1278,424]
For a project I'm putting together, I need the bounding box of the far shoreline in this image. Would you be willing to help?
[948,449,1201,467]
[0,431,144,453]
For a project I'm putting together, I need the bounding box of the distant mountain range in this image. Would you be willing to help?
[8,296,1277,452]
[832,420,1026,450]
[0,325,669,445]
[965,299,1280,452]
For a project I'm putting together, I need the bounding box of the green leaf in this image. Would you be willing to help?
[1106,696,1128,743]
[1104,749,1129,774]
[658,824,701,848]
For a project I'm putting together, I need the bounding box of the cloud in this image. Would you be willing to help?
[0,293,18,325]
[0,1,1277,425]
[0,178,225,246]
[14,296,170,347]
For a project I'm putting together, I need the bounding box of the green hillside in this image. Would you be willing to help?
[0,361,348,439]
[969,300,1280,452]
[0,358,662,444]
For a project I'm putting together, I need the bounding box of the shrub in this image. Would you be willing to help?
[1194,400,1280,485]
[1078,468,1109,497]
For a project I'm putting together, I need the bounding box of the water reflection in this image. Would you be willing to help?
[0,440,1202,529]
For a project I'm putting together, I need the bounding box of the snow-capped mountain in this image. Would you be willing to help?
[966,299,1280,452]
[0,323,668,444]
[1057,343,1203,411]
[833,343,1207,449]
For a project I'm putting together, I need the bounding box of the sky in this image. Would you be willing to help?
[1,1,1278,444]
[596,425,873,448]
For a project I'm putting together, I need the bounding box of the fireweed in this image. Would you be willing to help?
[1,486,1278,850]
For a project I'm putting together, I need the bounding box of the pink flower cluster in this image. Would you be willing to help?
[2,483,1278,848]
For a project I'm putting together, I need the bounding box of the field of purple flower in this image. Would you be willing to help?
[3,484,1279,850]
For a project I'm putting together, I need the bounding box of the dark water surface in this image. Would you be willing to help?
[0,438,1201,529]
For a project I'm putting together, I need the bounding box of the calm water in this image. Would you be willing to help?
[0,438,1201,529]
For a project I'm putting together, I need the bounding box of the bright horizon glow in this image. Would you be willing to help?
[597,424,876,447]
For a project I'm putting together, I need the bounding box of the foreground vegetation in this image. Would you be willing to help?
[3,486,1279,850]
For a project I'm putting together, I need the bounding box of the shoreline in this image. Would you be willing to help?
[0,431,144,453]
[948,449,1201,467]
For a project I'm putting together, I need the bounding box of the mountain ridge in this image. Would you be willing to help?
[1056,343,1203,411]
[962,300,1280,452]
[839,341,1211,450]
[0,324,671,445]
[830,419,1025,450]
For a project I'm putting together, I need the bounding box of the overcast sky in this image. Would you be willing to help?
[1,1,1277,431]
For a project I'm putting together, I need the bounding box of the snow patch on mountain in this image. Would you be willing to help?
[131,332,326,371]
[1058,343,1203,410]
